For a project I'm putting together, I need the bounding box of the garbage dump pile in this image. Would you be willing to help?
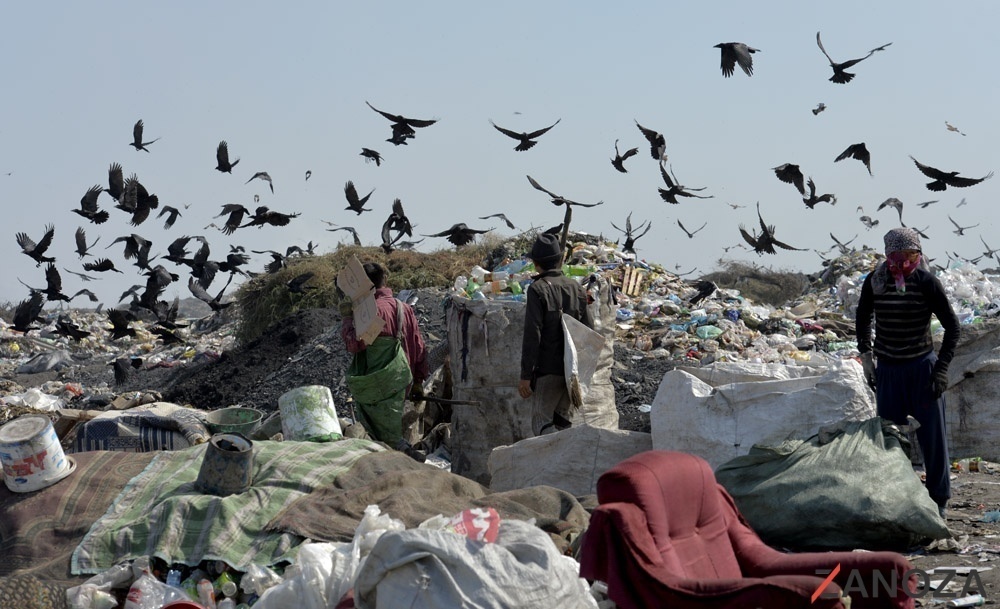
[3,243,1000,427]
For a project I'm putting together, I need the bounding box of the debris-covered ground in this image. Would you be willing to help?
[4,246,1000,601]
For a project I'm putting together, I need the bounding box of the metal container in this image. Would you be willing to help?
[195,433,254,497]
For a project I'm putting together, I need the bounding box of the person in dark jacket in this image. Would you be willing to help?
[856,227,961,518]
[519,233,595,435]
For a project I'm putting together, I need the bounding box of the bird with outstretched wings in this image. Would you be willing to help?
[816,32,891,84]
[130,120,160,152]
[246,171,274,193]
[479,213,517,230]
[803,178,837,209]
[739,202,805,255]
[74,185,110,224]
[216,141,240,173]
[611,140,639,173]
[714,42,759,77]
[658,162,713,204]
[344,181,374,214]
[910,156,994,191]
[490,119,561,151]
[772,163,806,195]
[526,175,603,207]
[635,120,667,161]
[422,223,492,247]
[834,143,872,176]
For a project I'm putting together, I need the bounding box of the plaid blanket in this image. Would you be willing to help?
[71,438,383,575]
[0,450,154,588]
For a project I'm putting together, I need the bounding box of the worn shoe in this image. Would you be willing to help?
[938,505,948,520]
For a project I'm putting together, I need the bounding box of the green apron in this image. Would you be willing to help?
[346,301,412,446]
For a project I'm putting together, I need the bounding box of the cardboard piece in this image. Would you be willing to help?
[337,256,384,345]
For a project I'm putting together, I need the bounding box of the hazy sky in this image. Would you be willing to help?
[3,2,998,307]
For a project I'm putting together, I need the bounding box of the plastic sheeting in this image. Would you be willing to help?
[715,417,950,550]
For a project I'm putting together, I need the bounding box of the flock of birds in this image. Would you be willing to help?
[6,31,998,385]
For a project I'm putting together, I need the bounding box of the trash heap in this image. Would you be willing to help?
[449,240,1000,367]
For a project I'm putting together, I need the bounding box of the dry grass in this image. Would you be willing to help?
[699,261,810,307]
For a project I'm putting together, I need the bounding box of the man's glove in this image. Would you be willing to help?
[932,363,949,398]
[338,300,353,317]
[860,352,876,389]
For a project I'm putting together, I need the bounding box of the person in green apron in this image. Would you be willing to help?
[341,263,429,446]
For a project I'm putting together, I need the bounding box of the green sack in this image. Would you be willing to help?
[347,335,412,446]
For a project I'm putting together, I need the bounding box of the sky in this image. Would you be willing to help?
[2,1,999,308]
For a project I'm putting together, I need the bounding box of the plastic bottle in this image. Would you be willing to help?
[198,578,218,609]
[180,569,208,600]
[947,594,985,607]
[453,276,468,292]
[165,569,182,589]
[217,598,237,609]
[469,266,487,283]
[214,570,238,599]
[490,271,509,282]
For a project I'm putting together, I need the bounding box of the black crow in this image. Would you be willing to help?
[12,291,45,333]
[611,212,651,253]
[658,163,713,204]
[130,119,160,151]
[835,143,872,176]
[526,175,603,207]
[479,213,517,230]
[216,141,240,173]
[803,178,837,209]
[107,309,138,340]
[75,227,100,259]
[611,140,639,173]
[73,185,110,224]
[422,223,492,247]
[83,258,124,273]
[772,163,806,195]
[157,205,182,229]
[16,224,56,266]
[677,219,707,239]
[739,202,805,255]
[215,204,251,235]
[327,226,362,246]
[490,119,560,151]
[366,101,437,144]
[360,148,383,166]
[910,156,994,191]
[240,206,301,229]
[635,121,667,161]
[816,32,891,84]
[105,163,125,202]
[344,181,374,214]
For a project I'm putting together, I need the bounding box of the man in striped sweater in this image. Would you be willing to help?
[856,227,961,519]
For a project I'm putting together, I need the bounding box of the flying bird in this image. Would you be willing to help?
[366,101,438,145]
[11,292,45,333]
[380,199,413,253]
[910,156,994,191]
[55,315,91,341]
[157,205,182,229]
[344,181,374,214]
[130,120,160,152]
[360,148,383,166]
[610,213,651,253]
[739,202,804,255]
[815,32,892,84]
[326,225,362,246]
[119,174,159,226]
[611,140,639,173]
[677,219,707,239]
[714,42,759,77]
[215,204,251,235]
[75,227,100,258]
[305,170,312,181]
[981,236,1000,260]
[240,206,301,229]
[834,143,872,175]
[859,216,879,230]
[772,163,806,195]
[216,141,240,173]
[812,103,827,116]
[287,272,317,294]
[63,268,99,282]
[635,121,667,161]
[802,178,837,209]
[527,175,603,208]
[949,215,979,236]
[490,118,561,151]
[916,200,939,209]
[189,275,234,313]
[111,357,143,386]
[658,162,712,204]
[246,171,274,193]
[479,213,517,230]
[16,224,56,266]
[74,185,110,224]
[105,163,125,202]
[945,121,966,136]
[251,250,288,274]
[877,197,905,225]
[107,233,154,270]
[18,263,70,302]
[83,257,124,273]
[829,233,858,255]
[423,224,491,247]
[107,309,138,340]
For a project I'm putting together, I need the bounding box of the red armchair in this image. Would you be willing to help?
[579,450,915,609]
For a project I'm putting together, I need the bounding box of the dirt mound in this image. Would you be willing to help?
[162,307,341,411]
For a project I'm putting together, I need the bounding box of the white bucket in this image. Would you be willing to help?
[279,385,342,441]
[0,415,76,492]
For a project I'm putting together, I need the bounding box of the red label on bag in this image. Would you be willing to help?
[448,507,500,543]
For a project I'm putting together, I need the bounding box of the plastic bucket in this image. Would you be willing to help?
[205,407,263,436]
[279,385,342,441]
[0,415,76,492]
[195,433,254,497]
